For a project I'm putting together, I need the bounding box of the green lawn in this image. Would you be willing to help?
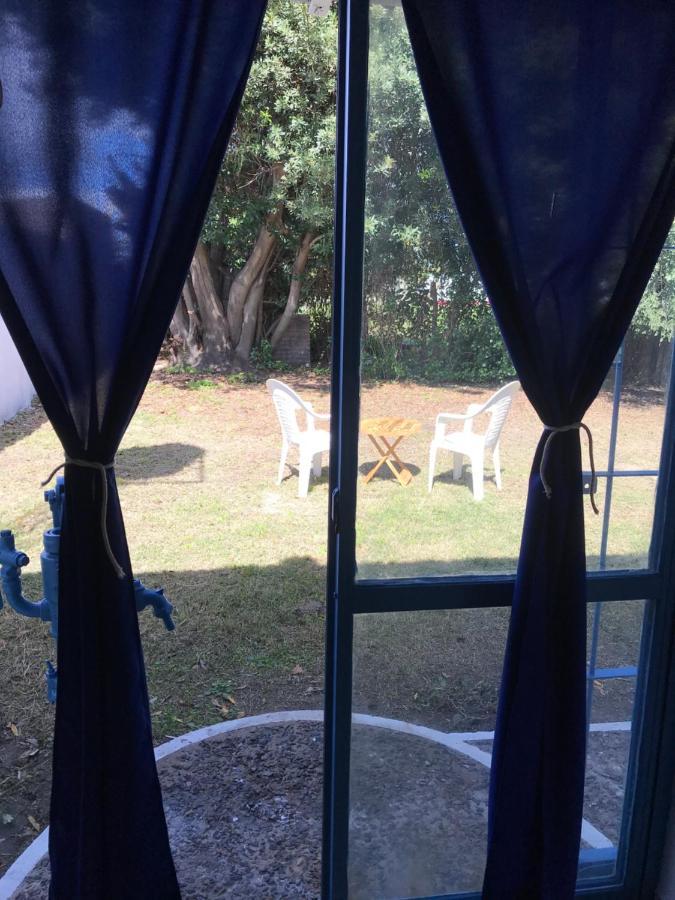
[0,369,665,872]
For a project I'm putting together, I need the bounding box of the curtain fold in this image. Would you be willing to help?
[0,2,266,897]
[402,1,675,896]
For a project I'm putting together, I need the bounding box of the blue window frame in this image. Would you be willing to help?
[322,2,675,897]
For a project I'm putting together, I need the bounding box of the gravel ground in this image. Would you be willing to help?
[9,721,628,899]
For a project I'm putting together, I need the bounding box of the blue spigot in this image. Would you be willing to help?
[1,479,175,702]
[0,530,30,575]
[134,580,176,631]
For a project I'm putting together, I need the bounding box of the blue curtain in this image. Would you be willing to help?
[402,1,675,896]
[0,2,266,897]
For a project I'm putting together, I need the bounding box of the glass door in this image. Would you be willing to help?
[323,2,675,898]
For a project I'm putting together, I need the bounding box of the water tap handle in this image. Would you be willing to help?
[0,530,30,569]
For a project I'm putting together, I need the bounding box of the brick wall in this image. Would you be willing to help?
[273,314,311,367]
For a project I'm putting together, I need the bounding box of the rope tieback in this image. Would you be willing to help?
[540,423,599,516]
[41,458,125,579]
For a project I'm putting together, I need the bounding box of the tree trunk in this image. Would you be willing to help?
[169,296,190,347]
[226,165,284,346]
[190,241,232,367]
[227,209,282,345]
[429,279,438,336]
[182,280,203,366]
[169,281,203,367]
[209,243,225,301]
[235,245,275,365]
[256,291,264,344]
[270,232,317,350]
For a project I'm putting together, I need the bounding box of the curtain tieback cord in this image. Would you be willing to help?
[41,458,125,579]
[540,423,599,515]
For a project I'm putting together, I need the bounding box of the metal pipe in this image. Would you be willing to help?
[0,530,50,621]
[586,344,624,730]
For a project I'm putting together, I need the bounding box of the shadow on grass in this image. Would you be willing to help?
[0,399,48,452]
[131,556,642,737]
[4,554,645,746]
[116,443,205,483]
[355,552,646,580]
[358,462,422,480]
[428,466,501,492]
[279,466,330,489]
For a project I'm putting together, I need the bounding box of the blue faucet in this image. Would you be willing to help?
[0,476,175,702]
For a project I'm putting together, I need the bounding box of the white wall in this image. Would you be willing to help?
[0,315,34,423]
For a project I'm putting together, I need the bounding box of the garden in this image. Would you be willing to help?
[1,0,675,896]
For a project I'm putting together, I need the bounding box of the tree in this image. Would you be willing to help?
[361,5,513,383]
[168,3,672,384]
[170,0,337,368]
[632,223,675,342]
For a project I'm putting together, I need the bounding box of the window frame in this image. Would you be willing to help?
[322,2,675,897]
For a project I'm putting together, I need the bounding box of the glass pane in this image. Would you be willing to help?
[355,1,525,581]
[355,0,674,582]
[580,600,645,880]
[585,475,659,571]
[585,249,674,570]
[0,3,338,892]
[348,601,646,896]
[350,608,509,897]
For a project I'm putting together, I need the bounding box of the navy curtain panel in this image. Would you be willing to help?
[402,2,675,897]
[0,2,266,897]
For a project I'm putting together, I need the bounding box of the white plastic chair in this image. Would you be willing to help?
[266,379,331,497]
[428,381,520,500]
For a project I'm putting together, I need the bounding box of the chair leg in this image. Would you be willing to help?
[298,448,312,497]
[493,444,502,490]
[312,452,322,477]
[277,441,289,485]
[428,443,438,492]
[453,452,463,481]
[470,450,484,501]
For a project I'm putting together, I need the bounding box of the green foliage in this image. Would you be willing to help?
[443,303,516,384]
[225,371,256,385]
[197,3,672,384]
[360,6,514,385]
[202,0,336,301]
[165,364,199,376]
[631,224,675,342]
[362,296,515,385]
[249,339,292,373]
[186,378,218,391]
[249,339,276,371]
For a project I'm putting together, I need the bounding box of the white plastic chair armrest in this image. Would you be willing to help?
[435,411,473,425]
[304,403,330,430]
[436,403,483,439]
[463,403,482,433]
[435,411,468,441]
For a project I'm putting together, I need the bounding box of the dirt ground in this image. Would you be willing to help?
[0,369,666,880]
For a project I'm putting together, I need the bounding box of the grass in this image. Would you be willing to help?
[0,369,666,872]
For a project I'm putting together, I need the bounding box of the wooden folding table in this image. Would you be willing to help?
[360,416,421,486]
